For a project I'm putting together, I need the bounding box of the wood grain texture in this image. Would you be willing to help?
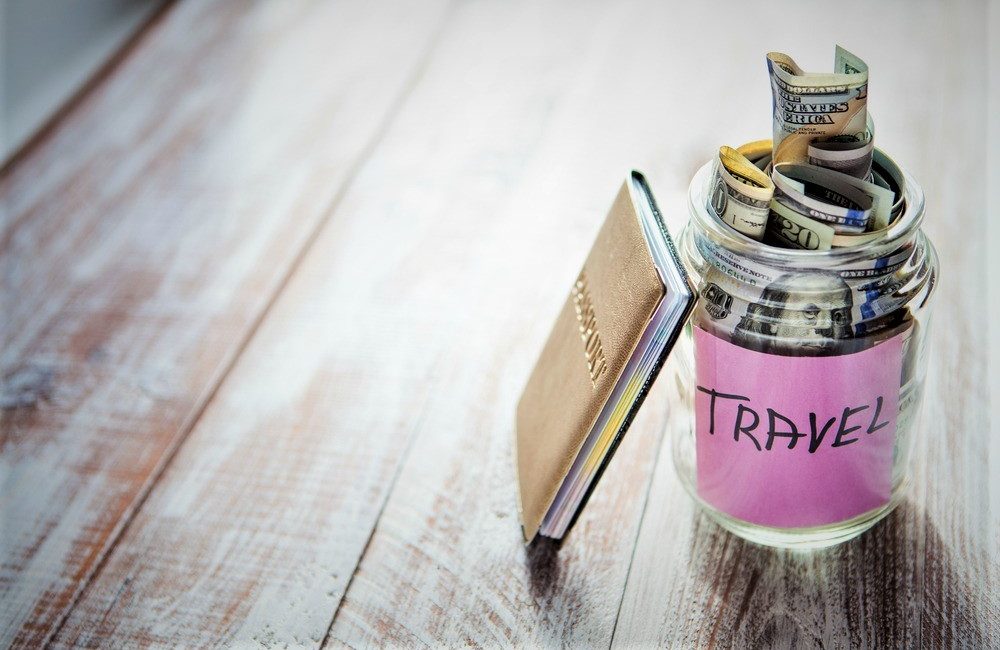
[49,0,682,645]
[3,0,997,647]
[0,0,448,646]
[611,2,1000,648]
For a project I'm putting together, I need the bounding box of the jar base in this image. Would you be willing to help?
[696,481,908,549]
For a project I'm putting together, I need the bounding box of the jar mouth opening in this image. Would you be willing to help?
[688,153,925,268]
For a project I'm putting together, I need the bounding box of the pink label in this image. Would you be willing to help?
[694,326,902,528]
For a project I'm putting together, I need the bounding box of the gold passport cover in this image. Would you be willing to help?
[515,181,665,541]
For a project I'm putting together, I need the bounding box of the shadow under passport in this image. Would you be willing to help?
[526,536,562,601]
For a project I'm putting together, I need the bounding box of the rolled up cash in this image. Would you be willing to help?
[780,160,894,231]
[691,45,927,383]
[807,113,876,179]
[808,137,874,179]
[709,146,774,240]
[772,163,874,232]
[841,169,894,230]
[872,148,906,220]
[736,139,773,164]
[767,46,869,166]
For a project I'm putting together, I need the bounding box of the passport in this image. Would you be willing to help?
[515,171,695,541]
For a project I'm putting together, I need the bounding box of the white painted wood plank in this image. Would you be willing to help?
[50,0,699,645]
[0,0,449,646]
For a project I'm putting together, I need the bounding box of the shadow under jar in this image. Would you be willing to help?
[669,155,938,549]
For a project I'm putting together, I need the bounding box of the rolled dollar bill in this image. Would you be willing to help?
[872,147,906,219]
[808,137,874,179]
[755,153,773,175]
[709,146,774,240]
[736,139,773,174]
[771,163,874,232]
[787,161,894,231]
[767,46,869,166]
[835,163,894,230]
[764,199,834,250]
[807,113,875,179]
[736,139,773,164]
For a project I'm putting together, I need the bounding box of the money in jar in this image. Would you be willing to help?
[666,159,937,548]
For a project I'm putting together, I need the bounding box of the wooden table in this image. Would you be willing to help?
[3,0,997,646]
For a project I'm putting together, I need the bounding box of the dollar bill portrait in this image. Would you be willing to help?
[732,271,857,355]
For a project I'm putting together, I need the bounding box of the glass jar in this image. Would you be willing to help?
[669,155,938,548]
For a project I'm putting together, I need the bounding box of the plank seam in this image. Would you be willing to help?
[315,12,460,645]
[320,390,437,648]
[607,409,673,649]
[38,2,456,646]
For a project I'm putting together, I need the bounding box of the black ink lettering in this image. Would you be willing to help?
[696,386,750,435]
[866,396,889,434]
[733,404,761,451]
[808,413,837,453]
[765,408,805,451]
[832,404,869,448]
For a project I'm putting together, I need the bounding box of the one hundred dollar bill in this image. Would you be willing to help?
[767,46,869,166]
[841,171,893,230]
[798,160,895,230]
[694,236,921,346]
[872,148,906,219]
[772,163,874,232]
[694,262,899,356]
[825,144,904,229]
[776,159,894,231]
[709,146,774,240]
